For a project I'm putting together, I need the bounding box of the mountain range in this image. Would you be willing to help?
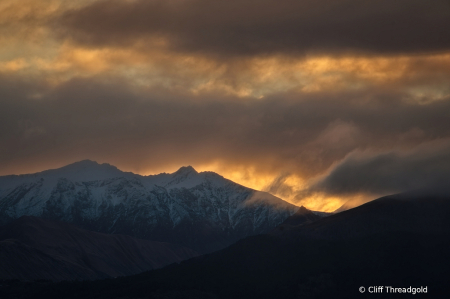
[0,160,298,253]
[2,191,449,298]
[2,161,449,298]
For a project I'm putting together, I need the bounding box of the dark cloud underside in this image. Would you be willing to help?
[1,74,450,180]
[58,0,450,56]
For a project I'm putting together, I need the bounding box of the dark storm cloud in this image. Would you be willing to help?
[311,140,450,196]
[56,0,450,56]
[1,73,450,179]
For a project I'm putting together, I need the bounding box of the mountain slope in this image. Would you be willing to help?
[0,216,198,281]
[0,160,298,253]
[277,206,322,227]
[271,192,450,239]
[2,192,449,298]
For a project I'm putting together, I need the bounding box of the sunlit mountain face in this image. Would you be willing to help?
[2,0,450,212]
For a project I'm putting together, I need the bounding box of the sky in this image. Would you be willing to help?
[1,0,450,211]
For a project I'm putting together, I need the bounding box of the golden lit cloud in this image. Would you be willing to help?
[6,38,450,101]
[0,58,28,72]
[2,0,450,100]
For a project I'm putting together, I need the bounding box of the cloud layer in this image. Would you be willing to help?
[312,139,450,196]
[1,0,450,211]
[58,0,450,56]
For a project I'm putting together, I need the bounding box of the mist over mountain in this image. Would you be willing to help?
[0,160,298,253]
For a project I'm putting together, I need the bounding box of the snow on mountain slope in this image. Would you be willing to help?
[0,160,298,253]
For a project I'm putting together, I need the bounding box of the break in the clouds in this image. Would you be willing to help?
[58,0,450,56]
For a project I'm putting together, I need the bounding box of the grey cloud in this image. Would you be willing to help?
[311,140,450,196]
[56,0,450,56]
[1,73,450,182]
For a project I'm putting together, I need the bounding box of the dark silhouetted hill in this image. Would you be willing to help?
[276,206,322,227]
[0,216,198,281]
[271,192,450,239]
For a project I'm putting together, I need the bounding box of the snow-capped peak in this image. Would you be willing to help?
[173,165,198,176]
[37,159,131,182]
[165,166,202,188]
